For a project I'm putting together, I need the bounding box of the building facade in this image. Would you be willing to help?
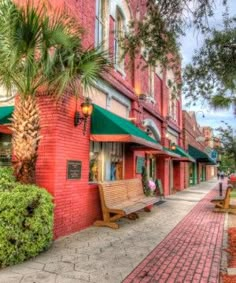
[0,0,214,239]
[202,126,219,179]
[182,111,217,188]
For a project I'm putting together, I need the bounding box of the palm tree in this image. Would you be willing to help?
[0,0,109,184]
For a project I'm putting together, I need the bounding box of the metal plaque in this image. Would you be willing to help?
[136,156,145,174]
[67,160,82,180]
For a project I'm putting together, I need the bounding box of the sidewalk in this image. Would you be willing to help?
[0,178,226,283]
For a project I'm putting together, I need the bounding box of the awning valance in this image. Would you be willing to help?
[90,104,162,150]
[188,145,216,165]
[172,145,196,162]
[0,106,14,124]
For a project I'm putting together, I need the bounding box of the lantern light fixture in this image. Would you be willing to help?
[74,97,93,135]
[170,142,176,151]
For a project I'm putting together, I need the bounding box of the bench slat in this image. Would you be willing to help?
[211,185,232,210]
[101,181,128,208]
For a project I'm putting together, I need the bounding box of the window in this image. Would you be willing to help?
[149,66,155,98]
[95,0,109,48]
[0,134,12,166]
[0,85,15,106]
[167,68,178,120]
[170,99,177,121]
[89,141,124,182]
[155,61,163,79]
[148,156,156,180]
[114,8,125,70]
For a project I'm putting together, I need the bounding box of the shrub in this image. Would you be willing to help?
[0,167,16,191]
[0,169,54,268]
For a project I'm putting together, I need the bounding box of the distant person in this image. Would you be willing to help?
[220,171,225,180]
[217,171,220,180]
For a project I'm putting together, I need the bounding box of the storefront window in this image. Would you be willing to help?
[89,141,124,182]
[0,134,12,166]
[189,163,193,185]
[147,155,156,180]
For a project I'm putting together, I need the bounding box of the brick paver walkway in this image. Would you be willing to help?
[0,179,223,283]
[123,187,225,283]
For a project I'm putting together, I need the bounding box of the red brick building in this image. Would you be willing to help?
[0,0,199,238]
[182,111,217,187]
[202,126,219,179]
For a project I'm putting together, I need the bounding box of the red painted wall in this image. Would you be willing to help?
[173,161,185,191]
[156,156,170,196]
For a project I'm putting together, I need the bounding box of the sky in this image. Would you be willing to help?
[180,0,236,131]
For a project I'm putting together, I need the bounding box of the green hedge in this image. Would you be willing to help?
[0,167,16,191]
[0,167,54,267]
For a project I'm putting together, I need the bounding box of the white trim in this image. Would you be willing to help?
[167,126,179,137]
[142,119,161,141]
[110,0,131,29]
[91,79,131,112]
[95,0,110,49]
[114,65,126,78]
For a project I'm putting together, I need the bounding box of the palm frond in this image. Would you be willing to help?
[77,48,110,90]
[210,94,232,110]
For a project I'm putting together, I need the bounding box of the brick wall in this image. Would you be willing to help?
[36,95,101,238]
[11,0,185,238]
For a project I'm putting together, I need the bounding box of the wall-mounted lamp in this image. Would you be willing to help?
[170,142,176,151]
[138,93,147,101]
[74,97,93,135]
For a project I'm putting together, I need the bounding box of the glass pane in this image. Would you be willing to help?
[0,134,12,166]
[89,142,102,182]
[95,0,105,46]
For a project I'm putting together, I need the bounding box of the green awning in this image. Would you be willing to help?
[90,104,162,150]
[0,106,14,124]
[188,145,216,165]
[173,145,196,162]
[162,147,181,158]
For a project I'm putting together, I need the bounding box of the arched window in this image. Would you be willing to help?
[149,65,155,98]
[167,68,178,121]
[114,7,125,70]
[95,0,109,49]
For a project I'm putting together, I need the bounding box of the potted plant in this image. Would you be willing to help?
[142,167,156,211]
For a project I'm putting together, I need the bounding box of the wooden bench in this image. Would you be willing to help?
[228,179,236,189]
[94,178,160,229]
[211,185,236,213]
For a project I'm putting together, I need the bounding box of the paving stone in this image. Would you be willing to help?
[74,261,103,274]
[55,276,88,283]
[0,272,23,283]
[56,271,90,281]
[21,271,57,283]
[34,253,62,264]
[89,270,123,283]
[61,254,89,263]
[44,262,74,273]
[5,261,45,274]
